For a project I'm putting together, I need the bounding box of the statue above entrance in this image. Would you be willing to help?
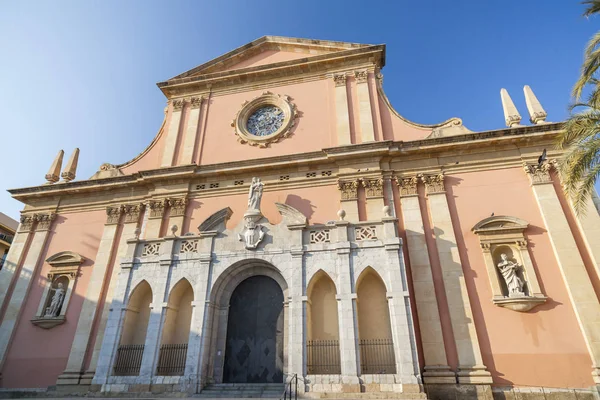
[239,177,266,250]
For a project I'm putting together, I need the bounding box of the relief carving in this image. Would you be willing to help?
[106,206,123,225]
[354,70,368,84]
[395,176,419,197]
[172,99,185,111]
[148,199,167,219]
[337,179,359,201]
[35,213,57,230]
[168,197,188,217]
[523,160,556,185]
[190,96,203,109]
[333,74,347,87]
[122,203,145,224]
[361,177,384,198]
[422,173,445,194]
[19,214,35,232]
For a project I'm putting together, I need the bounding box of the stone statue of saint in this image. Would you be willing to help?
[45,282,65,317]
[248,177,264,211]
[497,253,525,297]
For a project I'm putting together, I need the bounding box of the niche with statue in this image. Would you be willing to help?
[472,216,547,312]
[31,251,85,329]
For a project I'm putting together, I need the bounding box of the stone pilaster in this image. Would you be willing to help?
[288,230,305,382]
[361,177,385,220]
[161,99,185,167]
[381,215,420,387]
[395,176,454,383]
[0,213,56,368]
[333,74,351,146]
[145,199,168,238]
[337,179,359,222]
[525,162,600,382]
[167,197,188,235]
[573,194,600,283]
[334,221,360,391]
[423,174,492,384]
[180,96,203,165]
[354,70,375,142]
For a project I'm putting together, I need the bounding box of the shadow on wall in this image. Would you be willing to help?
[285,194,315,222]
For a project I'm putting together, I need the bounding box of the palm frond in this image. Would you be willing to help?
[573,34,600,100]
[583,0,600,18]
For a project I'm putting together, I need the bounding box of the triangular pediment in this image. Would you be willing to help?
[169,36,375,80]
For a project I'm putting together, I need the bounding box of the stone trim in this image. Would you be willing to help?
[361,177,384,199]
[523,160,557,185]
[422,173,445,194]
[18,214,35,233]
[148,199,168,219]
[337,179,359,201]
[34,213,56,231]
[167,197,187,217]
[394,176,419,197]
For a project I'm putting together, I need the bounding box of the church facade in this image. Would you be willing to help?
[1,36,600,399]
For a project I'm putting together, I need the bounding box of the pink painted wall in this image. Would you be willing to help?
[198,79,334,165]
[221,50,313,72]
[1,210,105,388]
[445,168,593,388]
[378,93,433,142]
[181,184,340,234]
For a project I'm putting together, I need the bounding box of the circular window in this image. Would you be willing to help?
[246,106,285,137]
[231,92,298,148]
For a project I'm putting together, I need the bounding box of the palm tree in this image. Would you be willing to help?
[557,0,600,214]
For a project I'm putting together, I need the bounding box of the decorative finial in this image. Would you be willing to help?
[61,148,80,182]
[45,150,64,184]
[337,209,346,221]
[170,224,178,235]
[134,227,141,240]
[383,205,391,217]
[523,85,548,125]
[500,88,522,128]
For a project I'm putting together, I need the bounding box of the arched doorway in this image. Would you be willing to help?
[223,275,284,383]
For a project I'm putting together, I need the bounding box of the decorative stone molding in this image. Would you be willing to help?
[106,206,123,225]
[523,160,556,185]
[333,73,347,87]
[337,179,359,200]
[395,176,419,197]
[275,202,307,227]
[60,148,79,182]
[422,173,445,194]
[375,72,383,84]
[45,150,64,184]
[19,214,35,232]
[31,251,85,329]
[361,177,384,198]
[190,96,203,109]
[148,199,168,219]
[472,216,547,312]
[172,99,185,111]
[122,203,145,224]
[198,207,233,233]
[168,197,188,217]
[354,70,368,84]
[35,213,57,231]
[231,91,298,148]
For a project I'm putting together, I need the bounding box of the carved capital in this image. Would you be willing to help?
[523,161,556,185]
[190,96,203,109]
[337,179,359,201]
[395,175,419,197]
[106,206,123,225]
[530,111,547,125]
[35,213,56,231]
[375,72,383,84]
[172,99,185,111]
[354,70,368,84]
[360,177,384,198]
[122,203,145,224]
[333,74,347,87]
[516,240,528,250]
[480,242,491,253]
[422,173,445,194]
[19,214,35,232]
[148,199,167,219]
[168,197,188,217]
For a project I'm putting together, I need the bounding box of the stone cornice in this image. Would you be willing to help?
[8,124,562,203]
[157,46,385,97]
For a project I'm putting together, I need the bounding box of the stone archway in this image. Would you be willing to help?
[204,259,288,384]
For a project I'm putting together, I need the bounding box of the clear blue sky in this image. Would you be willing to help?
[0,1,596,220]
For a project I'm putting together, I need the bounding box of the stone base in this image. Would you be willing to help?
[422,365,456,384]
[457,365,493,384]
[425,384,493,400]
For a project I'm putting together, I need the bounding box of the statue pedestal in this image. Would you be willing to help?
[240,209,265,250]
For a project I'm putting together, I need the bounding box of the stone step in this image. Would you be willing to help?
[305,392,428,400]
[199,383,285,399]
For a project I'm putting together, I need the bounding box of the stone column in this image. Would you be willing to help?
[525,162,600,382]
[167,197,188,235]
[337,179,359,222]
[57,206,124,386]
[0,213,55,368]
[145,199,168,239]
[333,74,351,146]
[83,204,144,384]
[139,237,175,378]
[180,97,203,165]
[0,216,33,313]
[381,214,420,389]
[354,70,375,143]
[396,176,454,383]
[361,177,385,220]
[573,194,600,281]
[334,221,360,392]
[288,227,305,382]
[161,99,185,167]
[423,174,492,384]
[92,238,138,388]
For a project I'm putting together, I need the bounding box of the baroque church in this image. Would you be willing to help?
[0,36,600,400]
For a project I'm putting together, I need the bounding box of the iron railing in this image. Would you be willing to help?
[281,373,298,400]
[113,344,144,376]
[156,343,188,376]
[0,233,13,244]
[359,338,396,374]
[306,339,341,375]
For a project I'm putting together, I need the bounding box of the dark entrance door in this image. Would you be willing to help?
[223,275,284,383]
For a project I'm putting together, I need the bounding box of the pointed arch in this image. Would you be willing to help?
[160,278,194,355]
[356,266,388,292]
[120,280,153,347]
[168,278,195,304]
